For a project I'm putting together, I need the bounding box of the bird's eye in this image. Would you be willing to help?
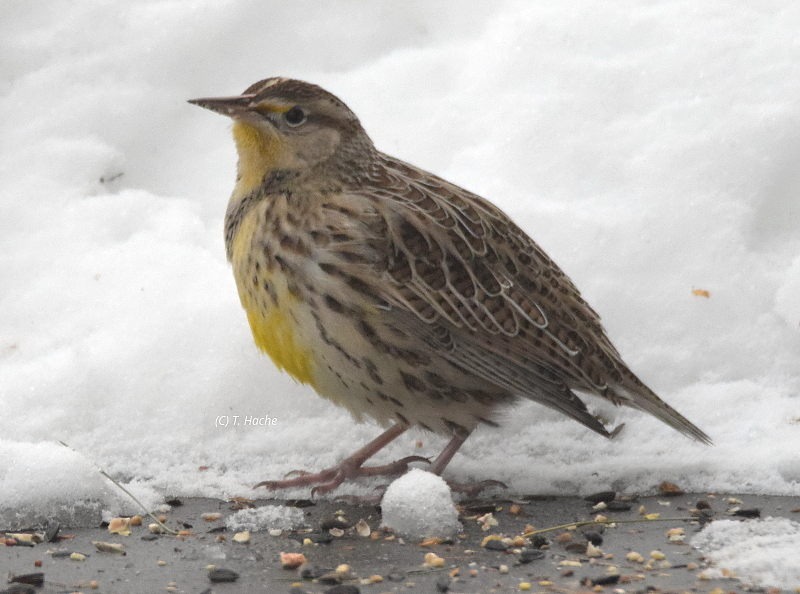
[284,106,307,127]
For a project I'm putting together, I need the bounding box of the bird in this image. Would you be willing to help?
[189,77,710,495]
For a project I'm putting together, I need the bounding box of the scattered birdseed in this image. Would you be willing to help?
[7,533,36,545]
[666,527,685,542]
[280,552,307,569]
[107,517,131,536]
[8,572,44,587]
[732,508,761,518]
[201,512,222,522]
[477,513,498,531]
[586,574,621,587]
[584,531,603,546]
[44,519,60,543]
[92,541,125,554]
[423,552,445,568]
[626,551,645,563]
[565,542,588,554]
[658,481,685,496]
[555,531,573,544]
[208,567,239,583]
[519,582,532,590]
[355,518,371,537]
[232,530,250,544]
[586,542,603,557]
[321,517,351,531]
[70,552,86,561]
[559,559,582,567]
[484,539,509,551]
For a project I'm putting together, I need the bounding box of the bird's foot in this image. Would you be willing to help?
[255,455,429,496]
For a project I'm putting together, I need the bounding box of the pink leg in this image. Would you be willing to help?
[255,424,427,496]
[430,433,507,495]
[429,433,467,475]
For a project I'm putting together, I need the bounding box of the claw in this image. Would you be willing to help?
[399,455,431,466]
[253,480,279,490]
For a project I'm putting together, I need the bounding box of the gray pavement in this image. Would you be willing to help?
[3,492,798,593]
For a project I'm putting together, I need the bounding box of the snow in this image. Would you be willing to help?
[1,1,799,526]
[225,505,305,533]
[693,518,800,590]
[0,441,161,529]
[381,469,461,539]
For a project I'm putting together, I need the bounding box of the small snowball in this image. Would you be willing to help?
[381,469,461,539]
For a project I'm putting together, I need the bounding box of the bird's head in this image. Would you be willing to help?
[190,77,374,190]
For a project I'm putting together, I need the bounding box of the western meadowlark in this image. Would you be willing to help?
[189,77,710,495]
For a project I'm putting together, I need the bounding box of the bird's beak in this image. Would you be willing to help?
[188,94,258,118]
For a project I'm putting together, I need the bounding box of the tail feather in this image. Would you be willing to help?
[612,382,712,445]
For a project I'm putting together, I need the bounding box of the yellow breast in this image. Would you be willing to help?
[244,299,315,386]
[230,205,315,387]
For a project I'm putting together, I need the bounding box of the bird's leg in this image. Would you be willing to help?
[429,433,467,475]
[255,424,427,495]
[431,433,507,496]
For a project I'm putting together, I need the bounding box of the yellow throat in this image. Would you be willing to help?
[231,121,283,195]
[229,123,315,387]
